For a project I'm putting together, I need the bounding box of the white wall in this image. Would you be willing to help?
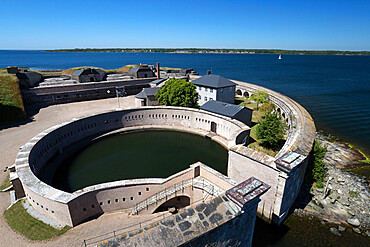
[196,86,217,105]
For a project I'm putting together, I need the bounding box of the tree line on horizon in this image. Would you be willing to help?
[44,48,370,56]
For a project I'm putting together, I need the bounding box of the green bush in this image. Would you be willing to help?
[315,181,324,188]
[255,112,287,149]
[259,102,276,114]
[305,140,327,184]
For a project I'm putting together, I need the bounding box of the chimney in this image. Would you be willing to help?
[156,62,160,79]
[207,70,211,75]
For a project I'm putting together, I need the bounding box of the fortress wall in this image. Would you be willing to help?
[230,79,315,224]
[183,197,260,247]
[67,166,198,226]
[228,149,278,221]
[272,157,309,224]
[21,78,155,106]
[20,174,74,226]
[25,106,246,180]
[198,164,236,191]
[15,107,248,226]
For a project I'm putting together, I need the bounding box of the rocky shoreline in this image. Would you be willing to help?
[292,132,369,237]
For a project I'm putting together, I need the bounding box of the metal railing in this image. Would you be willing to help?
[82,177,217,247]
[132,177,217,215]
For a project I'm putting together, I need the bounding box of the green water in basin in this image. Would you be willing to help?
[52,130,228,192]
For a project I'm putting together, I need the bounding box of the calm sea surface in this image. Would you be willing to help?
[1,50,369,246]
[1,50,369,155]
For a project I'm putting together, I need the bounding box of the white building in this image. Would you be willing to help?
[191,74,236,105]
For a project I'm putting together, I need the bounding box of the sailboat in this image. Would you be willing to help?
[278,54,282,60]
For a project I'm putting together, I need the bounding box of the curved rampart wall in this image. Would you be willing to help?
[233,80,315,158]
[14,106,249,226]
[228,79,316,224]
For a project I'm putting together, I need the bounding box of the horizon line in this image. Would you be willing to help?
[1,48,370,52]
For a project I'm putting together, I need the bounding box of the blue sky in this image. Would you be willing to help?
[0,0,369,50]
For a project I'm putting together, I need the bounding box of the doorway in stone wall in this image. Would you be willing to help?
[211,122,217,133]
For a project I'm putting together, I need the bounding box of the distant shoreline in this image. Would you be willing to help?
[44,48,370,56]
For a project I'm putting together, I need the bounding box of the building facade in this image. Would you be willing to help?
[191,74,236,105]
[128,67,155,78]
[71,68,106,83]
[134,87,160,107]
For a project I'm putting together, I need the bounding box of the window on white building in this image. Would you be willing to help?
[205,88,208,92]
[210,97,213,100]
[199,95,201,100]
[205,97,208,101]
[210,89,213,93]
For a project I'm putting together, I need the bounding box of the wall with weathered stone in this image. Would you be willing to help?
[13,106,250,226]
[228,148,278,220]
[21,78,155,106]
[182,198,259,247]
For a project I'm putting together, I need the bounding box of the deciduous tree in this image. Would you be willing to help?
[250,90,268,110]
[155,78,198,107]
[256,112,287,149]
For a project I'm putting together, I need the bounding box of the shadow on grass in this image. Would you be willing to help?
[247,136,257,145]
[0,104,38,131]
[258,139,286,152]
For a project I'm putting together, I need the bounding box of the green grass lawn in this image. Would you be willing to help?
[0,73,26,125]
[0,174,11,191]
[4,200,70,240]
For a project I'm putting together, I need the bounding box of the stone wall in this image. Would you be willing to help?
[226,79,316,224]
[96,177,269,247]
[21,78,155,106]
[12,106,250,226]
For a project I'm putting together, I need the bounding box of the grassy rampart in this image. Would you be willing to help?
[0,73,26,125]
[4,200,69,240]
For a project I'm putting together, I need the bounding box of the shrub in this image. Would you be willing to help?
[259,102,276,114]
[315,181,324,188]
[305,140,327,184]
[255,112,287,149]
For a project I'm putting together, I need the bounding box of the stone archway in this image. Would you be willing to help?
[153,196,191,213]
[236,89,242,96]
[243,92,249,98]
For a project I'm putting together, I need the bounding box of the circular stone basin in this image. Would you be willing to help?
[52,130,228,192]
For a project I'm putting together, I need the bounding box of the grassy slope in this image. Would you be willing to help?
[0,175,11,191]
[4,200,69,240]
[0,73,26,125]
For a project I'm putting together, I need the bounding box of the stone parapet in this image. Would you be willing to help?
[13,106,250,226]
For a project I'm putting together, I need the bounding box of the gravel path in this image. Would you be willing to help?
[0,96,160,247]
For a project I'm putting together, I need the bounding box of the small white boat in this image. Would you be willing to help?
[278,54,282,60]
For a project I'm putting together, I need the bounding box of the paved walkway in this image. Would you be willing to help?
[0,96,163,247]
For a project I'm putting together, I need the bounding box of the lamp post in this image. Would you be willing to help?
[115,86,126,109]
